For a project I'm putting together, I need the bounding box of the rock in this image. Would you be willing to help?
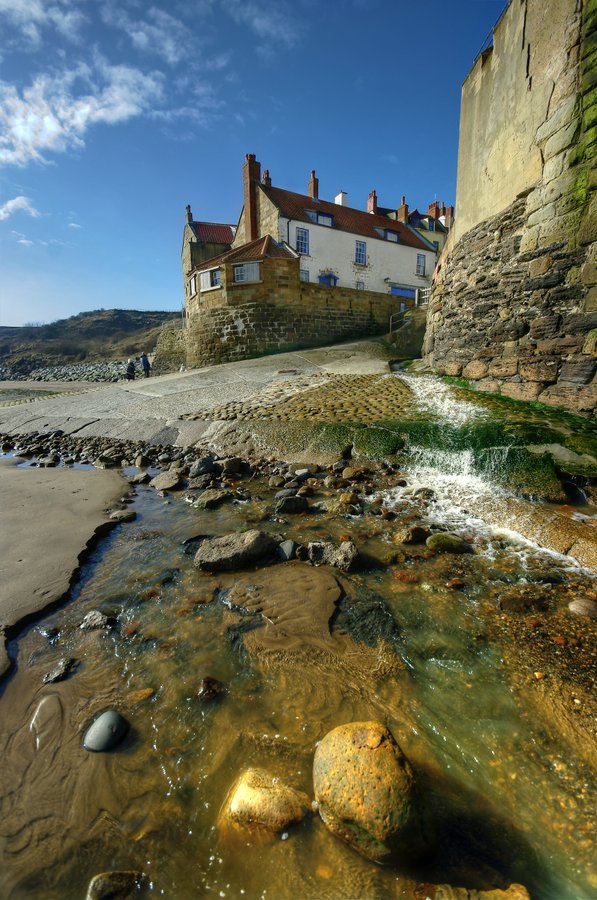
[313,721,429,863]
[222,767,310,832]
[275,495,309,514]
[85,869,148,899]
[149,471,182,492]
[274,488,297,499]
[568,597,597,619]
[426,532,473,554]
[222,456,243,474]
[498,585,552,613]
[195,676,226,702]
[109,509,136,522]
[303,540,358,570]
[416,884,530,900]
[80,610,112,630]
[83,710,129,752]
[128,472,149,485]
[276,539,297,562]
[188,456,217,478]
[192,489,233,510]
[403,525,433,544]
[42,657,76,684]
[194,529,278,571]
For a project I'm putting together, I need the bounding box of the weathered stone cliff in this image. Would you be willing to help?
[424,0,597,416]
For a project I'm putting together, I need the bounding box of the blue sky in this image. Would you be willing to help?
[0,0,506,327]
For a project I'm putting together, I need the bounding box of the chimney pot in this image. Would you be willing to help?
[243,153,261,242]
[367,190,377,214]
[185,204,193,224]
[308,169,319,199]
[262,168,271,186]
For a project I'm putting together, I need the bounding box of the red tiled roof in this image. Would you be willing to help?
[191,222,235,244]
[195,234,296,272]
[259,185,431,251]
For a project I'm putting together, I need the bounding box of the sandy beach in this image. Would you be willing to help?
[0,458,126,676]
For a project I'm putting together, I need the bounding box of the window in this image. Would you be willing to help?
[296,227,309,255]
[189,275,197,295]
[355,240,366,265]
[233,261,260,283]
[391,285,416,299]
[416,254,426,276]
[317,213,333,227]
[355,280,364,290]
[199,268,221,291]
[318,273,338,286]
[300,268,310,282]
[385,230,399,242]
[427,219,435,231]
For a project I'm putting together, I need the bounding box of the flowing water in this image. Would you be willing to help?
[1,377,596,899]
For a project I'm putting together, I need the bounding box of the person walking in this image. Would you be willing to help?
[140,352,151,378]
[126,359,136,381]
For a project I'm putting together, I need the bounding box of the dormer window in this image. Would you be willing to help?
[427,219,435,231]
[385,230,400,242]
[317,213,333,227]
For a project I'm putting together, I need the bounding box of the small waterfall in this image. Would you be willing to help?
[385,374,590,568]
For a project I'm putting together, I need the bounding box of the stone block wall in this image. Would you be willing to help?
[153,326,187,374]
[424,0,597,416]
[184,277,401,369]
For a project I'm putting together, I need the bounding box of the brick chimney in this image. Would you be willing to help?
[367,190,377,215]
[185,204,193,224]
[308,169,319,199]
[262,169,271,187]
[243,153,261,242]
[427,200,441,220]
[397,195,409,223]
[444,205,454,229]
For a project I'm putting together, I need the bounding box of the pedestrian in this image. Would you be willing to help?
[126,358,135,381]
[140,352,151,378]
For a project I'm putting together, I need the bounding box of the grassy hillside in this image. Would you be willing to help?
[0,309,181,371]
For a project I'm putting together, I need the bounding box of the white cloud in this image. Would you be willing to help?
[68,221,82,229]
[17,237,33,245]
[101,5,191,65]
[0,195,41,220]
[0,57,164,165]
[225,0,299,48]
[0,0,86,46]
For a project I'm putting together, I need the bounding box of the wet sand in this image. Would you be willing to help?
[0,459,126,677]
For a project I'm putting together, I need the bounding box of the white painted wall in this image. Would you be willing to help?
[277,217,434,294]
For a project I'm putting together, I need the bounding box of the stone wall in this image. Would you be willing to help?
[184,278,402,369]
[153,326,187,374]
[424,0,597,416]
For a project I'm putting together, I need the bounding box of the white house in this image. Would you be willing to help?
[232,155,436,304]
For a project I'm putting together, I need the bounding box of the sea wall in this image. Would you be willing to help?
[153,326,187,374]
[424,0,597,415]
[184,282,401,368]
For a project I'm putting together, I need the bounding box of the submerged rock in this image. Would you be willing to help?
[221,767,310,832]
[275,495,309,514]
[80,610,113,630]
[42,657,76,684]
[426,532,473,554]
[194,529,278,571]
[83,710,129,752]
[568,597,597,619]
[195,676,226,702]
[86,870,148,899]
[313,720,429,863]
[299,540,358,571]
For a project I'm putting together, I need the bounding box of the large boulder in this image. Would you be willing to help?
[221,767,310,832]
[194,529,278,571]
[313,721,429,863]
[149,471,182,492]
[426,532,473,554]
[299,540,358,571]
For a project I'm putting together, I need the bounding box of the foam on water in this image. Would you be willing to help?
[397,372,487,425]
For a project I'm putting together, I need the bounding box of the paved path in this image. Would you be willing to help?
[0,341,394,447]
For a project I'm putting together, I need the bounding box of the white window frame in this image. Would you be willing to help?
[355,240,366,265]
[416,254,426,276]
[199,268,221,292]
[317,213,333,227]
[300,268,310,282]
[189,274,197,295]
[385,230,399,242]
[296,227,309,255]
[233,261,260,283]
[355,280,364,290]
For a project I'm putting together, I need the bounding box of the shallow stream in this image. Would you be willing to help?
[1,376,596,899]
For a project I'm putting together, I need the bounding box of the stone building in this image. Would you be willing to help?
[424,0,597,416]
[163,156,438,370]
